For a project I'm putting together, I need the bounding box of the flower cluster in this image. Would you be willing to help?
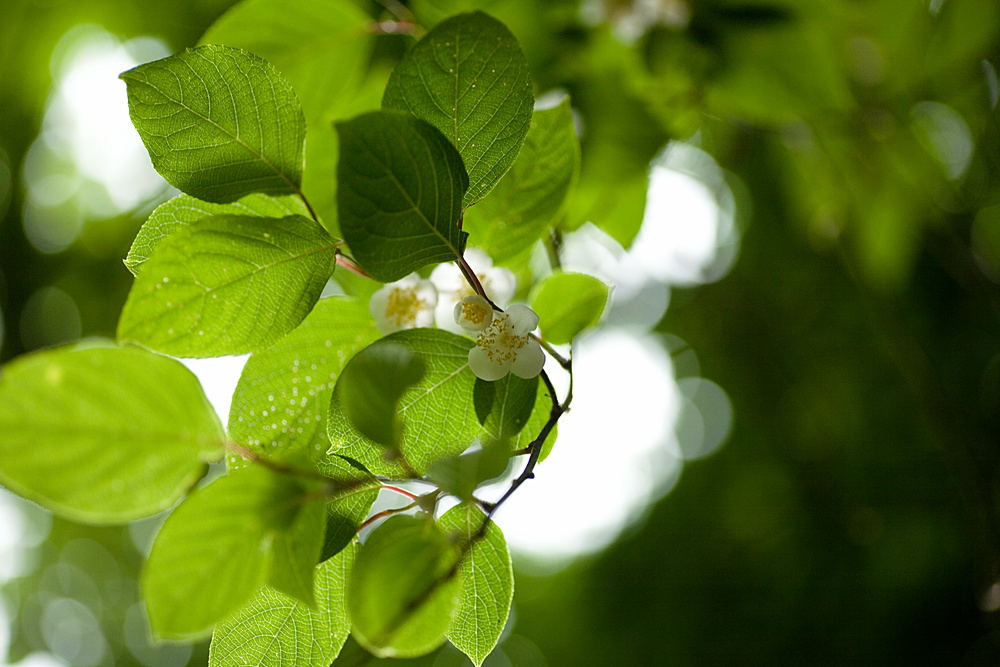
[368,249,544,380]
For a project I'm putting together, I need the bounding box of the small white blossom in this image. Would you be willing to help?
[454,294,494,332]
[369,274,437,335]
[468,304,545,381]
[431,249,515,334]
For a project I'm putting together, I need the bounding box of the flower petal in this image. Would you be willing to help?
[454,295,494,332]
[510,339,545,379]
[468,346,508,381]
[506,304,540,335]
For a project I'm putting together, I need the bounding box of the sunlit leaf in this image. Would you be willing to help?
[121,44,306,203]
[383,11,533,205]
[338,342,426,449]
[336,111,468,282]
[125,193,309,276]
[348,515,461,658]
[531,271,609,345]
[117,214,337,358]
[0,343,223,525]
[142,467,311,640]
[325,329,480,477]
[228,297,379,463]
[439,505,513,666]
[209,543,356,667]
[464,98,580,261]
[474,374,538,440]
[427,438,510,502]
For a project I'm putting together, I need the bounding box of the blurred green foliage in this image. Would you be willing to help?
[2,0,1000,664]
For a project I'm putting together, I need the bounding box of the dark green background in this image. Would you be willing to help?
[2,0,999,664]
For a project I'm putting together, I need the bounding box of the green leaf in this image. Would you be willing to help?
[519,375,558,463]
[475,374,538,440]
[464,98,580,261]
[318,456,381,561]
[427,438,510,502]
[117,214,337,358]
[269,496,327,607]
[0,343,223,525]
[125,193,309,276]
[228,297,379,463]
[142,466,311,640]
[120,44,306,203]
[338,342,426,449]
[325,329,480,477]
[209,543,356,667]
[382,11,533,205]
[530,272,610,345]
[439,505,513,667]
[336,111,469,282]
[200,0,374,123]
[348,515,461,658]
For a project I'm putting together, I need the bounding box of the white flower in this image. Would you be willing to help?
[454,294,494,332]
[369,274,437,335]
[431,248,515,334]
[467,304,545,381]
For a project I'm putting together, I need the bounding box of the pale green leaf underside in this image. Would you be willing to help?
[325,329,480,477]
[125,193,309,276]
[464,98,580,261]
[121,44,305,203]
[440,505,513,666]
[142,467,308,640]
[210,544,356,667]
[382,11,534,206]
[336,111,469,282]
[531,271,610,345]
[117,214,336,358]
[200,0,373,123]
[0,343,223,525]
[228,297,379,462]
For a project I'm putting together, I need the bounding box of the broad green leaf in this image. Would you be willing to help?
[118,214,337,358]
[325,329,480,477]
[125,193,309,276]
[464,99,580,261]
[142,466,311,640]
[382,11,533,205]
[209,543,356,667]
[200,0,373,123]
[520,375,558,463]
[530,272,610,345]
[427,439,510,502]
[121,44,306,203]
[336,111,468,282]
[439,505,513,666]
[474,374,538,441]
[228,297,379,463]
[0,343,223,525]
[339,342,426,449]
[269,496,327,607]
[318,456,380,561]
[565,172,648,249]
[348,515,461,658]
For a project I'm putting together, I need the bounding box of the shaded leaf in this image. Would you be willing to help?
[474,374,538,440]
[269,496,327,607]
[125,193,309,276]
[336,111,468,282]
[0,343,223,524]
[427,439,510,502]
[118,214,337,358]
[348,515,461,658]
[318,456,381,561]
[439,505,513,666]
[209,543,356,667]
[383,11,533,205]
[121,44,306,203]
[325,329,480,477]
